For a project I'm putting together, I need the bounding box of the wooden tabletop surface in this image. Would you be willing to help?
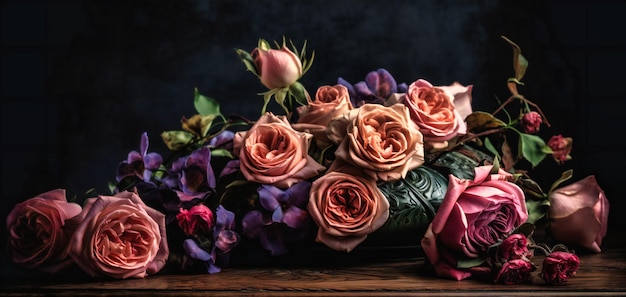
[2,242,625,297]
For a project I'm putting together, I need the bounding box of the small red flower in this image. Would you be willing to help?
[541,251,580,284]
[176,204,215,236]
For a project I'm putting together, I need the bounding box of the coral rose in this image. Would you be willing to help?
[330,103,424,181]
[6,189,82,273]
[68,191,169,279]
[293,84,354,146]
[233,112,325,188]
[549,175,609,253]
[421,165,528,280]
[395,79,467,150]
[308,160,389,252]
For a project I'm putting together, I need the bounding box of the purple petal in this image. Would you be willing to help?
[220,160,240,177]
[282,205,310,229]
[285,181,311,208]
[214,230,240,253]
[127,151,143,163]
[209,130,235,148]
[258,185,284,211]
[241,210,267,238]
[144,152,163,170]
[372,68,398,96]
[183,239,212,261]
[259,228,289,256]
[272,207,284,223]
[397,82,408,93]
[337,77,356,98]
[140,132,149,156]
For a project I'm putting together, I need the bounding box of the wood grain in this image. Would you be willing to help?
[2,244,625,297]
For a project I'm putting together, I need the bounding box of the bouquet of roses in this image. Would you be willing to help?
[5,36,609,285]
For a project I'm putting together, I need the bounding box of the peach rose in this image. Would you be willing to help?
[68,191,169,279]
[549,175,609,253]
[396,79,467,150]
[330,103,424,181]
[233,112,325,188]
[307,160,389,252]
[292,84,354,146]
[6,189,82,273]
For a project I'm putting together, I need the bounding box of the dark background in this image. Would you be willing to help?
[2,0,624,277]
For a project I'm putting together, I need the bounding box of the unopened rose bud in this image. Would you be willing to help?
[520,111,542,134]
[252,46,303,89]
[547,134,573,163]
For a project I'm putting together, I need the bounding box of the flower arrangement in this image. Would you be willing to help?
[6,36,609,285]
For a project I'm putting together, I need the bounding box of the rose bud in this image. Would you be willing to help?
[520,111,543,134]
[252,44,303,89]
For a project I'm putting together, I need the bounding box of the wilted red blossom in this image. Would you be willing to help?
[494,259,536,284]
[498,234,531,261]
[547,134,573,163]
[520,111,543,134]
[541,251,580,285]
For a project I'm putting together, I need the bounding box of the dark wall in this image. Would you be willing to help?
[2,0,624,269]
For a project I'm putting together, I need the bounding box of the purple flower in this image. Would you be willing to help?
[182,239,220,274]
[116,132,163,183]
[241,181,312,256]
[208,130,235,150]
[338,68,407,107]
[212,205,240,254]
[175,146,216,202]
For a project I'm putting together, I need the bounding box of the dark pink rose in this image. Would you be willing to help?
[421,165,528,280]
[176,204,215,236]
[547,134,573,163]
[540,251,580,284]
[498,234,531,261]
[549,175,609,253]
[494,259,535,284]
[520,111,542,134]
[68,191,169,279]
[6,189,82,273]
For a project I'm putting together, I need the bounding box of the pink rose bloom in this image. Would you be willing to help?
[549,175,609,253]
[293,84,354,146]
[421,165,528,280]
[233,112,325,188]
[547,134,573,163]
[252,45,302,89]
[540,251,580,284]
[176,204,215,236]
[330,103,425,181]
[494,259,535,284]
[398,79,468,150]
[6,189,82,273]
[68,191,169,279]
[520,111,543,134]
[307,160,389,252]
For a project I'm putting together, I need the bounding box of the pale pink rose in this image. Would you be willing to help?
[6,189,82,273]
[520,111,543,134]
[233,112,325,188]
[292,84,354,146]
[421,165,528,280]
[437,82,473,122]
[549,175,609,253]
[68,191,169,279]
[399,79,467,150]
[332,103,425,181]
[176,204,215,236]
[307,160,389,252]
[252,45,302,89]
[547,134,573,163]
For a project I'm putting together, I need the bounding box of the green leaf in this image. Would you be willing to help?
[194,88,222,117]
[501,36,528,82]
[548,169,574,193]
[211,148,233,158]
[234,49,260,77]
[457,257,486,269]
[519,133,548,167]
[526,199,550,224]
[465,111,506,133]
[161,130,194,151]
[289,81,309,106]
[484,137,500,158]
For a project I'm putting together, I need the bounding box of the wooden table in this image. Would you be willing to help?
[2,243,625,297]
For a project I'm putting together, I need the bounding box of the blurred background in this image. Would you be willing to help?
[2,0,624,275]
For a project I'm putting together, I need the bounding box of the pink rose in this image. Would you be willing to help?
[549,175,609,253]
[6,189,82,273]
[398,79,467,150]
[176,204,215,236]
[68,191,169,279]
[421,165,528,280]
[252,45,302,89]
[494,259,535,284]
[497,234,531,261]
[540,251,580,284]
[307,160,390,252]
[293,84,354,146]
[330,103,425,181]
[233,112,325,188]
[547,134,573,163]
[520,111,543,134]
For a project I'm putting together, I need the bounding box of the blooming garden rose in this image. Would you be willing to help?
[421,165,528,280]
[329,103,425,181]
[232,112,325,188]
[549,175,609,253]
[6,189,82,273]
[307,160,389,252]
[68,191,169,279]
